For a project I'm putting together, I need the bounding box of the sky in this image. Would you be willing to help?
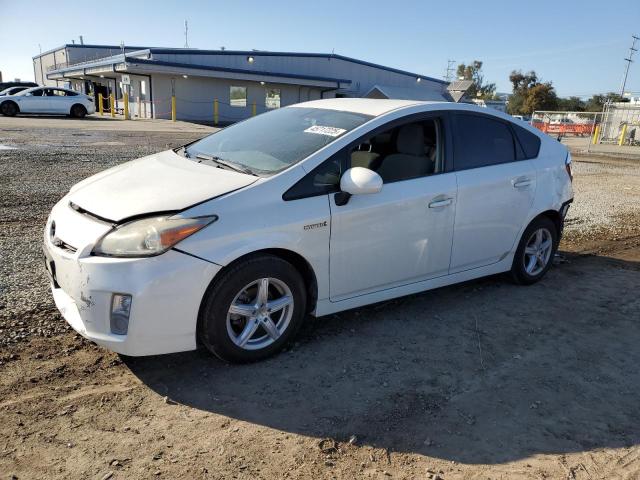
[1,0,639,98]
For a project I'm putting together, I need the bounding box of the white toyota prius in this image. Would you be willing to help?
[44,99,573,362]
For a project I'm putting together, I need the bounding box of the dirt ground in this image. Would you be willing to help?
[1,118,639,480]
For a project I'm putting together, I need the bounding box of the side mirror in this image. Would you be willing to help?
[335,167,383,206]
[340,167,383,195]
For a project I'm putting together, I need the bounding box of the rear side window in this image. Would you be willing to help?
[453,113,516,170]
[512,124,541,159]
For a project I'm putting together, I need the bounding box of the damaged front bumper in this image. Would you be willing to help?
[43,200,220,356]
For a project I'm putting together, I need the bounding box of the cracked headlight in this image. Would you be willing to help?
[93,215,217,257]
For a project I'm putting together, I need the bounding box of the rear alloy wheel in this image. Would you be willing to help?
[70,104,87,118]
[0,101,18,117]
[199,254,306,362]
[511,216,558,285]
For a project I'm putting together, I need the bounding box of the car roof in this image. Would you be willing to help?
[290,98,432,116]
[288,98,547,140]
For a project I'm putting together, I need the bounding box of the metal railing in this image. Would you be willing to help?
[45,53,125,72]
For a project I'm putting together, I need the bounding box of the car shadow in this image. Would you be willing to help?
[124,252,640,464]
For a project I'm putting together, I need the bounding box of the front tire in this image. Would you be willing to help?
[511,216,558,285]
[70,104,87,118]
[198,254,307,363]
[0,101,18,117]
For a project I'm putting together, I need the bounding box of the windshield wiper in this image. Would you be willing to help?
[195,153,256,176]
[175,146,190,158]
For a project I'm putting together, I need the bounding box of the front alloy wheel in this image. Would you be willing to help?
[199,254,306,362]
[227,278,294,350]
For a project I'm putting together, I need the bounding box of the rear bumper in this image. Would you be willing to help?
[558,198,573,238]
[43,209,220,356]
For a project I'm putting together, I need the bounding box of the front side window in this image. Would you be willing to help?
[185,107,371,176]
[283,151,345,200]
[453,114,516,170]
[230,86,247,107]
[348,118,443,184]
[265,89,281,109]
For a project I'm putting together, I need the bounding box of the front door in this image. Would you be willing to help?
[328,116,456,301]
[19,88,50,113]
[329,174,457,301]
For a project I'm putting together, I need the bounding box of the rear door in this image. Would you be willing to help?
[449,112,537,273]
[49,89,75,114]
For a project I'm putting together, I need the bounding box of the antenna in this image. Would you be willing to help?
[444,59,456,82]
[184,20,189,48]
[620,35,639,96]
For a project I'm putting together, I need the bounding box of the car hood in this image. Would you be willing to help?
[67,150,258,222]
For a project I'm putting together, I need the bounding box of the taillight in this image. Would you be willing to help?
[565,152,573,182]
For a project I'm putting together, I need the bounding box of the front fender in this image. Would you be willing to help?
[177,193,331,302]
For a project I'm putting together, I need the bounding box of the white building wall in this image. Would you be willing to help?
[150,74,326,122]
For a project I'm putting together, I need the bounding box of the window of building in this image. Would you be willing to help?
[453,114,516,170]
[265,88,281,109]
[230,86,247,107]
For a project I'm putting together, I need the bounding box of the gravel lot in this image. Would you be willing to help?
[1,117,639,480]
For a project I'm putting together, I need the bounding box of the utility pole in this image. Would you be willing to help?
[620,35,639,96]
[184,20,189,48]
[444,59,456,82]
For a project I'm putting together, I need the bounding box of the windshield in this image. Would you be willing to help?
[185,107,372,175]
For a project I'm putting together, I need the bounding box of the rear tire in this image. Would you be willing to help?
[511,216,558,285]
[70,104,87,118]
[0,101,18,117]
[198,254,307,363]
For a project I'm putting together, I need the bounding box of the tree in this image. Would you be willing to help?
[585,92,628,112]
[557,96,585,112]
[507,70,557,115]
[523,84,558,113]
[456,60,497,99]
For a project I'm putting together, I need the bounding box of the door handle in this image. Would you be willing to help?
[428,198,453,208]
[513,179,532,188]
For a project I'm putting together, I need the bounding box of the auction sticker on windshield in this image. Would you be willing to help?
[304,125,347,137]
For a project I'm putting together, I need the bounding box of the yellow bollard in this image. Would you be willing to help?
[252,101,256,117]
[98,93,104,116]
[619,124,628,146]
[591,125,600,145]
[109,94,115,118]
[214,98,219,126]
[171,96,176,122]
[123,92,129,120]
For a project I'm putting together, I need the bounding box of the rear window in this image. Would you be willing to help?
[453,113,516,170]
[512,124,541,159]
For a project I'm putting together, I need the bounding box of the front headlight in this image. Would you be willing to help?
[92,215,217,257]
